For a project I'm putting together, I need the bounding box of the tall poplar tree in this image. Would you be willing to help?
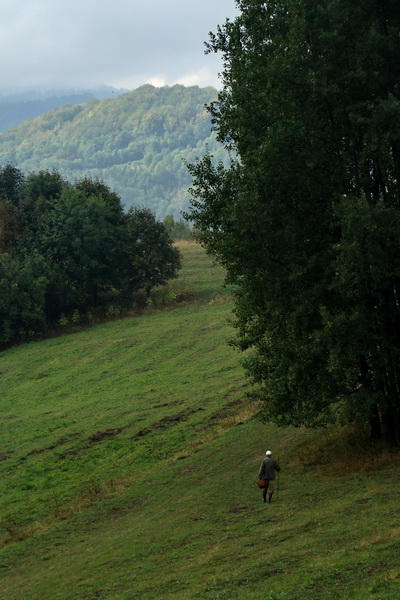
[187,0,400,444]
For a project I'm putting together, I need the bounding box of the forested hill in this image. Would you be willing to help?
[0,88,125,133]
[0,85,225,219]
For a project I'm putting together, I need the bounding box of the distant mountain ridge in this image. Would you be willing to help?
[0,87,126,133]
[0,85,225,219]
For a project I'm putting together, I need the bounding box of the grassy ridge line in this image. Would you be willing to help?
[1,243,400,599]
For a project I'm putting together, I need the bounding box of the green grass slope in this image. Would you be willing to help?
[1,243,399,600]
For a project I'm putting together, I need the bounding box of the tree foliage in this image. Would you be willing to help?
[187,0,400,444]
[0,252,48,343]
[121,208,181,297]
[0,85,228,219]
[0,166,181,346]
[163,215,193,240]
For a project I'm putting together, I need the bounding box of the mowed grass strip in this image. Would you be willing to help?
[1,243,400,600]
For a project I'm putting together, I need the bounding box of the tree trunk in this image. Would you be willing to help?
[380,367,400,446]
[369,404,382,441]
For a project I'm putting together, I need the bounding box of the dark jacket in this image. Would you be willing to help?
[259,457,281,481]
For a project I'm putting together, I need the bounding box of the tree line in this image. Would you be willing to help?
[187,0,400,445]
[0,165,181,346]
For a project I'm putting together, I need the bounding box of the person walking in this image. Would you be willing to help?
[258,450,281,503]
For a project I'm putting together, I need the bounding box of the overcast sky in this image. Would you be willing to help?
[0,0,238,94]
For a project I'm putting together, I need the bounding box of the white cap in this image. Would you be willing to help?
[266,450,272,456]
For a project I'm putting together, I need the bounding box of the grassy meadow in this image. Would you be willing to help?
[0,242,399,600]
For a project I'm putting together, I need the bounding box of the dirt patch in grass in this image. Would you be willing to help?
[88,408,206,445]
[28,407,207,461]
[88,427,125,443]
[207,398,247,422]
[152,400,185,409]
[58,449,80,460]
[132,408,205,440]
[26,433,81,457]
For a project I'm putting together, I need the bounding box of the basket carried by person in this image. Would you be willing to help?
[257,479,268,489]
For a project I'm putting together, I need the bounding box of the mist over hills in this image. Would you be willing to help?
[0,85,226,219]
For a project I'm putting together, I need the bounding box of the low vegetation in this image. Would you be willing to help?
[1,243,399,600]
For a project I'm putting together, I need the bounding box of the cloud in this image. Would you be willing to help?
[175,68,221,88]
[0,0,237,93]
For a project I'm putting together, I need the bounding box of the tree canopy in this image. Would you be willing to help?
[0,166,181,346]
[187,0,400,445]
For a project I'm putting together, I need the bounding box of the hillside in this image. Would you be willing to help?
[0,85,226,219]
[0,243,399,600]
[0,88,126,134]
